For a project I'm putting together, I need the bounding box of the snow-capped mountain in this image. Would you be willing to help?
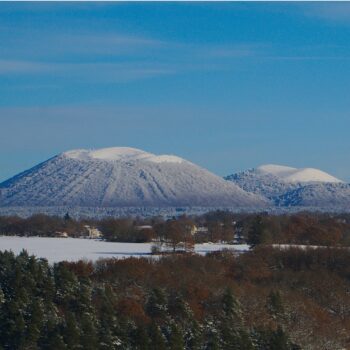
[225,164,349,208]
[0,147,267,208]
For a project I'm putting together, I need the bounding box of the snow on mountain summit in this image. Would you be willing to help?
[63,147,184,164]
[0,147,267,208]
[256,164,342,183]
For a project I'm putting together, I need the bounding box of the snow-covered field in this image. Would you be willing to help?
[0,236,249,263]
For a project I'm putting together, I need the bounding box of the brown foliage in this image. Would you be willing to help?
[117,297,149,325]
[57,245,350,348]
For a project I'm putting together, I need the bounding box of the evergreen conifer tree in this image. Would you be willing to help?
[80,312,98,350]
[169,323,185,350]
[25,297,44,349]
[149,322,167,350]
[146,288,168,320]
[133,326,151,350]
[220,288,254,350]
[269,326,291,350]
[248,216,266,247]
[185,319,202,350]
[205,329,220,350]
[267,290,284,318]
[62,312,81,350]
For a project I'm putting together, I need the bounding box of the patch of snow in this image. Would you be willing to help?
[257,164,342,183]
[63,147,152,162]
[283,168,342,183]
[63,147,183,164]
[0,236,250,264]
[271,244,346,250]
[147,155,184,164]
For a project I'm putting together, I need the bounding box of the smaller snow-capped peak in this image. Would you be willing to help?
[256,164,343,183]
[62,147,184,164]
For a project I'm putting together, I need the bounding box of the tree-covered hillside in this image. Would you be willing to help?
[1,246,350,349]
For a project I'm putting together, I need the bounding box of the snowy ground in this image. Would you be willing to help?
[0,236,249,263]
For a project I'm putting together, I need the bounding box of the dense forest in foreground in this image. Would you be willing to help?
[0,246,349,349]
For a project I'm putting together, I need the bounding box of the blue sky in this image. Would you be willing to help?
[1,2,350,181]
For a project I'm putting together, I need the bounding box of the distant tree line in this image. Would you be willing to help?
[0,214,86,238]
[1,211,350,247]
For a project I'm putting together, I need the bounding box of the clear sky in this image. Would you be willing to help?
[1,2,350,182]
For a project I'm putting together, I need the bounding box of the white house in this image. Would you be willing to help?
[55,231,69,238]
[135,225,153,231]
[190,225,209,235]
[84,225,102,239]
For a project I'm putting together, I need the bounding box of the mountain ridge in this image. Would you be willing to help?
[0,147,267,208]
[1,154,349,211]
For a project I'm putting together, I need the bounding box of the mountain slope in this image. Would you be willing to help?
[276,182,350,208]
[0,147,267,208]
